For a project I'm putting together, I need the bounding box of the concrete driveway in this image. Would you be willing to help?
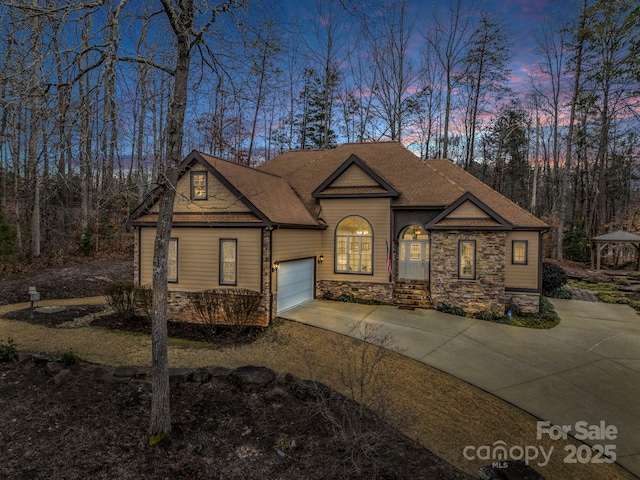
[279,298,640,476]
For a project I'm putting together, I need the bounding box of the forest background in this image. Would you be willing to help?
[0,0,638,268]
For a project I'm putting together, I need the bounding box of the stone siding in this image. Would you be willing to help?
[165,291,270,327]
[133,228,140,284]
[261,228,274,324]
[506,292,540,313]
[317,279,393,303]
[430,230,506,314]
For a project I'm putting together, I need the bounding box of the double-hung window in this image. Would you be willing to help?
[220,239,237,285]
[168,238,178,283]
[335,216,373,274]
[458,240,476,280]
[191,172,207,200]
[512,240,528,265]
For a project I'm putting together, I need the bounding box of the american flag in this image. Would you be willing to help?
[386,240,392,275]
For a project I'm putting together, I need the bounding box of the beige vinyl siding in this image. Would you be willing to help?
[318,198,391,283]
[447,200,490,218]
[505,231,539,290]
[330,164,379,187]
[139,227,261,292]
[272,229,321,262]
[149,172,250,214]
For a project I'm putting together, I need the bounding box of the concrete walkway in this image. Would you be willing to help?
[279,299,640,476]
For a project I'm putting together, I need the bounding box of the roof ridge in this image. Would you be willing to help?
[421,159,466,195]
[197,151,285,179]
[432,159,544,225]
[268,148,333,178]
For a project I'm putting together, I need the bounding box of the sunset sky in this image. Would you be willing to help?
[272,0,569,95]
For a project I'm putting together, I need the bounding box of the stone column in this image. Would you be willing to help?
[430,230,506,314]
[260,228,273,326]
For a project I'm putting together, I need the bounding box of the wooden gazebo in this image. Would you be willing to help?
[592,230,640,271]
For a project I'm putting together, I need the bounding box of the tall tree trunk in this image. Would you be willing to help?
[149,0,194,443]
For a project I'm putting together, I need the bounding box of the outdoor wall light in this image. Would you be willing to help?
[318,255,324,264]
[272,260,280,272]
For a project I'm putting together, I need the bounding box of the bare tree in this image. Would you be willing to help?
[460,12,511,170]
[243,19,283,164]
[141,0,245,443]
[362,0,420,142]
[424,0,474,158]
[532,15,568,256]
[561,0,588,258]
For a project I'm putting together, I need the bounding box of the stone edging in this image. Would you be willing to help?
[16,352,331,402]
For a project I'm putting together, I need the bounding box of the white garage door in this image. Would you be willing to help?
[277,258,315,313]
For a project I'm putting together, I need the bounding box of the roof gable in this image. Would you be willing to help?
[312,154,399,199]
[149,168,252,215]
[427,192,512,230]
[128,151,322,228]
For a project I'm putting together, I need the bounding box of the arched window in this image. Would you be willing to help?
[400,225,429,241]
[335,216,373,274]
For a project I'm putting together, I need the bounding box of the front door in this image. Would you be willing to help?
[398,225,430,281]
[399,240,429,280]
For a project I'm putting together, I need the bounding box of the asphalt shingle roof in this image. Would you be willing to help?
[129,143,547,230]
[197,152,321,227]
[258,142,547,229]
[593,230,640,242]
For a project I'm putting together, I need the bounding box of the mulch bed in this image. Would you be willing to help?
[4,305,267,347]
[4,305,106,327]
[0,358,471,480]
[91,312,267,346]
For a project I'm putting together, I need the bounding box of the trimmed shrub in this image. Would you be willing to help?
[224,289,263,329]
[104,281,137,320]
[0,338,18,362]
[190,290,224,336]
[135,285,154,322]
[546,286,572,299]
[334,293,384,305]
[322,291,335,300]
[475,310,508,323]
[59,351,80,366]
[190,288,263,336]
[542,262,567,296]
[436,303,465,316]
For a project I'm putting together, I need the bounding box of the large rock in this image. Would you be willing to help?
[192,368,212,383]
[229,366,275,391]
[35,306,66,314]
[32,352,59,365]
[169,367,194,385]
[45,362,63,376]
[53,369,71,386]
[101,372,131,384]
[209,366,230,378]
[114,365,139,378]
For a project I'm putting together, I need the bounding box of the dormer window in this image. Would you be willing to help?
[191,172,207,200]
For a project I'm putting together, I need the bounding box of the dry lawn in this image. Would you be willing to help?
[0,297,635,480]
